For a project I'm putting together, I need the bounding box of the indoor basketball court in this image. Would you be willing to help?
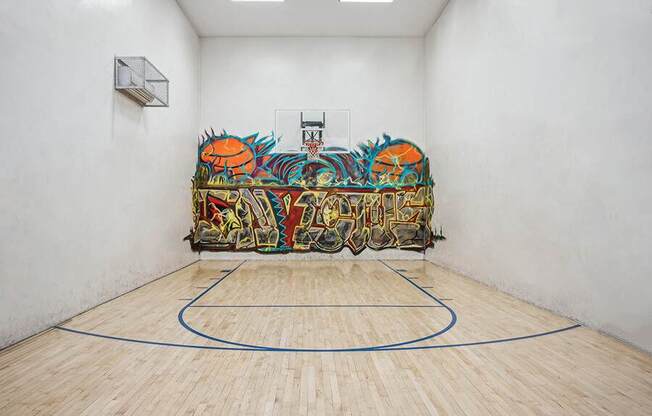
[1,0,651,415]
[2,260,649,414]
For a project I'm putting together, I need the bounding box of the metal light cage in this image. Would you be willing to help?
[114,56,169,107]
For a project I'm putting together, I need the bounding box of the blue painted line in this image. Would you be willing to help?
[54,324,581,352]
[54,326,259,351]
[54,259,581,353]
[377,260,459,349]
[379,324,581,351]
[189,304,444,308]
[176,260,458,352]
[176,261,268,349]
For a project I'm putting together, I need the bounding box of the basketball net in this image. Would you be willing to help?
[304,138,323,160]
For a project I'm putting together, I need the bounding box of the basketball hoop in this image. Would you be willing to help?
[301,111,326,160]
[274,109,351,155]
[304,138,323,160]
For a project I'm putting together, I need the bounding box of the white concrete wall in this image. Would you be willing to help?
[425,0,652,352]
[200,36,426,260]
[0,0,200,349]
[200,37,425,150]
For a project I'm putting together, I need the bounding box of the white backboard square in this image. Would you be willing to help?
[274,109,351,154]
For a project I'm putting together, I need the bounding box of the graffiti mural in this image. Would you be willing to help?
[188,130,443,253]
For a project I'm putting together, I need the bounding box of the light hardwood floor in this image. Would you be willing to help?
[0,260,650,415]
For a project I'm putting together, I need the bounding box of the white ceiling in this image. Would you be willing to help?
[176,0,448,37]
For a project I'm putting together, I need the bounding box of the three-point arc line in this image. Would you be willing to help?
[56,260,580,352]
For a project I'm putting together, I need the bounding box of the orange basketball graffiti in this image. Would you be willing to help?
[370,141,424,183]
[201,135,257,177]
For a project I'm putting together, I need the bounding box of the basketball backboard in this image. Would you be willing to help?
[274,109,351,156]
